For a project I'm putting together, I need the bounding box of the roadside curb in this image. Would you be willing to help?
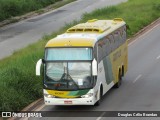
[8,98,44,120]
[21,98,44,111]
[0,11,39,28]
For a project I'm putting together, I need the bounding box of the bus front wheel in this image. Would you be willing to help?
[94,86,103,106]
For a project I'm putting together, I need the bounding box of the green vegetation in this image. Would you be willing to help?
[0,0,76,22]
[0,0,160,111]
[82,0,160,37]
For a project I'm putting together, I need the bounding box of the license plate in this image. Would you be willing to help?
[64,100,72,104]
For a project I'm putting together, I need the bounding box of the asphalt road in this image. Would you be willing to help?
[27,21,160,120]
[0,0,127,59]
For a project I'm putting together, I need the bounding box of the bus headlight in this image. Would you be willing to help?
[81,93,93,98]
[44,94,55,98]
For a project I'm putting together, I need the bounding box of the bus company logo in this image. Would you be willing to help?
[2,112,12,117]
[55,92,64,95]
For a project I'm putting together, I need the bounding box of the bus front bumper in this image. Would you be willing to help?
[44,97,95,105]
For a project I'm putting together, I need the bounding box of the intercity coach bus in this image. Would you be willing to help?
[36,18,128,106]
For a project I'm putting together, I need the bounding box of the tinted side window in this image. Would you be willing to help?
[108,34,114,52]
[104,38,111,56]
[122,26,127,42]
[114,31,120,48]
[93,25,127,62]
[98,39,105,62]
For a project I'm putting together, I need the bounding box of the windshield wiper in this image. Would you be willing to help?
[58,73,79,90]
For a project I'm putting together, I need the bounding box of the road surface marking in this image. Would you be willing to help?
[128,23,160,46]
[133,74,142,83]
[96,112,106,120]
[156,55,160,60]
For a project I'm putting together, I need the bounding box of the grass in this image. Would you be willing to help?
[0,0,160,111]
[81,0,160,37]
[0,0,76,22]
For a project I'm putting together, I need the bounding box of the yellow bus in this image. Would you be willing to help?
[36,18,128,106]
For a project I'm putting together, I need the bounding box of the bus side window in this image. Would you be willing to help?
[106,38,111,55]
[120,28,123,37]
[120,28,125,43]
[98,40,104,62]
[108,34,114,52]
[117,30,123,46]
[101,37,109,57]
[101,39,106,60]
[114,31,120,48]
[113,32,118,49]
[94,39,106,62]
[122,26,127,42]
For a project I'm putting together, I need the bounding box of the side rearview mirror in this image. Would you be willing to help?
[126,24,130,30]
[92,59,97,76]
[42,58,45,63]
[36,59,42,76]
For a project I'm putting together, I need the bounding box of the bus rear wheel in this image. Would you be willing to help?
[114,71,122,88]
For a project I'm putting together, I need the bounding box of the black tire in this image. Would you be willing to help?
[122,66,124,77]
[94,86,103,106]
[114,71,122,88]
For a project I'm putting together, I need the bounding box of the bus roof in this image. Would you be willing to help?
[45,18,126,48]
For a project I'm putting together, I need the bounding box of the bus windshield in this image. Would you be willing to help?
[45,48,92,60]
[44,62,93,90]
